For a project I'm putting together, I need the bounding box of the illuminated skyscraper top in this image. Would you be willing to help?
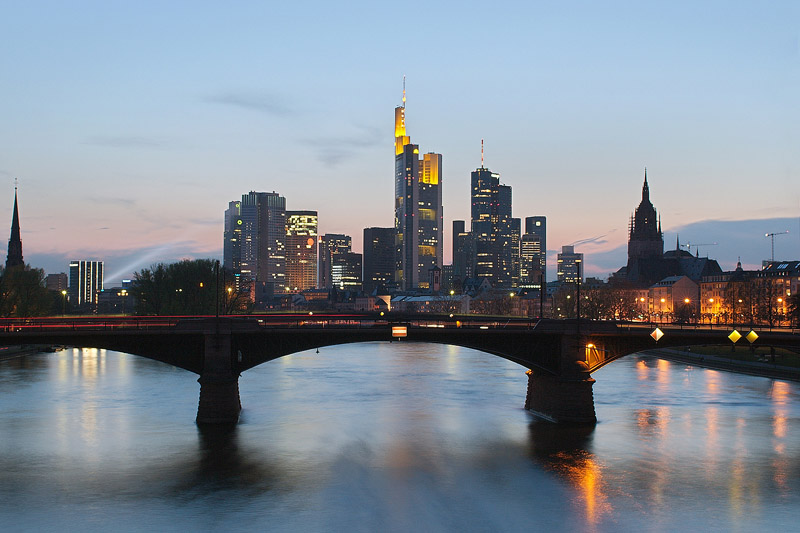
[394,79,443,290]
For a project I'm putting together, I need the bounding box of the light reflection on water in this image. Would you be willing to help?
[0,343,798,532]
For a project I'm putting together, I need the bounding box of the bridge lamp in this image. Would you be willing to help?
[586,343,595,348]
[61,290,67,316]
[308,311,314,316]
[684,298,690,304]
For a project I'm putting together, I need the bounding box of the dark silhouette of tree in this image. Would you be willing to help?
[131,259,249,316]
[0,265,53,317]
[787,293,800,327]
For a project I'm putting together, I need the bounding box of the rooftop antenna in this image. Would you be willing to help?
[481,139,484,168]
[402,75,406,108]
[765,231,789,262]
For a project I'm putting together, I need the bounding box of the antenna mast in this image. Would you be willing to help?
[481,139,484,168]
[402,75,406,108]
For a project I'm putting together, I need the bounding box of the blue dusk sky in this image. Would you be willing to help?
[1,1,798,283]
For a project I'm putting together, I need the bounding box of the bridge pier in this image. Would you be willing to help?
[524,362,596,424]
[196,329,241,425]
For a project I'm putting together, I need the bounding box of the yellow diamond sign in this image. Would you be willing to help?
[746,330,759,343]
[651,328,664,342]
[728,330,742,343]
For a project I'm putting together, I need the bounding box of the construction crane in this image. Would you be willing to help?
[765,231,789,262]
[682,242,717,256]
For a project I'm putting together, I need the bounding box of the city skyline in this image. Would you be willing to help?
[2,2,798,283]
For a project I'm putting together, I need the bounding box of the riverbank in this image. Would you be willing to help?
[643,347,800,382]
[0,345,43,362]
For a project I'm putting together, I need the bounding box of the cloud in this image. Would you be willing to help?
[298,125,382,166]
[206,91,294,116]
[83,136,163,148]
[86,197,137,208]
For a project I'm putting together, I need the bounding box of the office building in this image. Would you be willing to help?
[557,246,583,284]
[46,273,68,292]
[394,82,443,290]
[319,234,352,290]
[452,220,474,285]
[520,233,544,288]
[69,260,104,307]
[332,252,362,291]
[285,211,318,292]
[223,191,286,299]
[363,227,395,294]
[524,216,547,282]
[471,164,513,288]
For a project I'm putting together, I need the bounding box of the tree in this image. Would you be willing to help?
[0,265,53,317]
[131,259,247,316]
[787,293,800,327]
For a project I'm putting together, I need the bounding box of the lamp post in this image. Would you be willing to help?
[61,290,67,316]
[120,289,127,315]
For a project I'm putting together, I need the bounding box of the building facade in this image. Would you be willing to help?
[224,191,287,300]
[557,245,583,284]
[363,227,395,294]
[285,211,318,292]
[318,234,352,290]
[452,220,475,286]
[332,252,362,291]
[524,216,546,283]
[471,166,513,288]
[69,260,104,307]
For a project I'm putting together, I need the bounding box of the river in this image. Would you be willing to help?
[0,342,798,532]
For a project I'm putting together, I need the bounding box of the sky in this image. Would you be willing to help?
[1,1,799,284]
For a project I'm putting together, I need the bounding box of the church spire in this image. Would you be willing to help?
[642,167,649,202]
[6,183,24,269]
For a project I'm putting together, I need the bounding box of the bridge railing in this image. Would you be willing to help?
[1,315,798,335]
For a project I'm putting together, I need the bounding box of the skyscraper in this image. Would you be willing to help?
[69,260,103,307]
[318,234,352,290]
[363,227,395,294]
[394,81,443,290]
[5,186,23,270]
[332,252,362,292]
[285,211,318,292]
[452,220,474,285]
[557,246,583,284]
[471,163,513,288]
[524,215,547,284]
[223,191,286,300]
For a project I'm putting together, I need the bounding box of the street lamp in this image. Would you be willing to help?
[61,290,67,316]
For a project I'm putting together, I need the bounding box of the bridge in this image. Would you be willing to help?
[2,314,798,425]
